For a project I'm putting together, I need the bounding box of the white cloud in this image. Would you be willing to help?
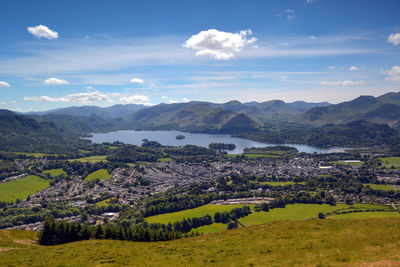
[182,98,189,103]
[27,25,58,40]
[387,33,400,46]
[130,77,144,84]
[383,66,400,82]
[306,0,314,3]
[24,90,112,104]
[0,81,10,87]
[349,66,359,71]
[320,80,365,86]
[44,78,69,85]
[184,29,257,60]
[327,66,336,70]
[309,35,317,40]
[285,9,295,21]
[120,94,150,105]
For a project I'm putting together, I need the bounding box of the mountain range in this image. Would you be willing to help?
[2,91,399,151]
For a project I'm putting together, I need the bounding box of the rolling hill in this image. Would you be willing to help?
[0,110,85,152]
[1,218,400,266]
[296,92,400,128]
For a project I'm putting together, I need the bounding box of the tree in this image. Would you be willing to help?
[227,220,238,230]
[318,212,326,219]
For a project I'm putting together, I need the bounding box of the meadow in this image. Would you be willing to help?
[145,204,251,224]
[85,169,112,181]
[68,155,108,163]
[379,156,400,168]
[42,168,66,177]
[1,218,400,266]
[0,175,50,202]
[363,183,398,191]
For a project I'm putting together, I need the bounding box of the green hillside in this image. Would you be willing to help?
[1,218,400,266]
[296,92,400,128]
[0,175,50,202]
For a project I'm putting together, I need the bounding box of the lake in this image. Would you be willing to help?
[86,130,348,154]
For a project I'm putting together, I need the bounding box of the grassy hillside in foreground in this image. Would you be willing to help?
[0,175,50,202]
[1,218,400,266]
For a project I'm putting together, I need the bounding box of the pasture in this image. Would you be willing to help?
[68,155,108,163]
[145,204,251,224]
[363,183,398,191]
[42,168,66,177]
[379,156,400,168]
[85,169,112,181]
[0,175,50,202]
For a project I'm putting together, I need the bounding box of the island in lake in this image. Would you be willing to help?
[176,135,185,140]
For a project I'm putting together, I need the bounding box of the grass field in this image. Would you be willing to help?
[363,183,398,191]
[190,223,227,234]
[95,198,117,207]
[68,155,108,163]
[85,169,112,181]
[0,175,50,202]
[13,152,60,158]
[42,168,66,177]
[379,156,400,168]
[1,218,400,266]
[0,230,37,249]
[145,204,252,224]
[158,157,172,162]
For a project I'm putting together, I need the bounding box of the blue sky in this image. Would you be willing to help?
[0,0,399,111]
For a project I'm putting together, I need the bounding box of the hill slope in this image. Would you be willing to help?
[127,102,261,133]
[0,110,84,152]
[296,92,400,127]
[1,218,400,266]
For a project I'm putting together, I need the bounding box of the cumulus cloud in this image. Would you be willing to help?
[0,81,10,87]
[120,94,150,104]
[184,29,257,60]
[182,98,189,103]
[320,80,365,86]
[349,66,359,71]
[383,66,400,82]
[24,91,112,104]
[24,90,154,105]
[27,25,58,40]
[130,77,144,84]
[387,33,400,46]
[44,78,69,85]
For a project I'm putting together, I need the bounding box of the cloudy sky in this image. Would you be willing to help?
[0,0,399,111]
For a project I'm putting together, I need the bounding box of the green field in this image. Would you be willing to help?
[42,168,66,177]
[379,156,400,168]
[330,160,363,165]
[1,218,400,266]
[85,169,112,181]
[239,203,393,227]
[95,198,117,207]
[13,152,57,158]
[145,204,251,224]
[0,175,50,202]
[363,183,398,191]
[190,223,227,234]
[158,157,172,162]
[330,211,400,219]
[68,155,108,163]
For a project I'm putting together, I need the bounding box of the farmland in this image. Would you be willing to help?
[145,204,251,224]
[379,156,400,168]
[42,168,66,177]
[363,183,398,191]
[68,155,108,163]
[85,169,112,181]
[0,176,50,202]
[1,218,400,266]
